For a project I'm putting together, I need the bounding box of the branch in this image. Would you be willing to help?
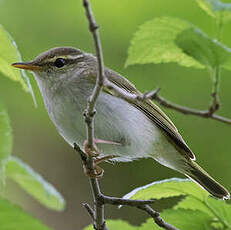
[83,203,95,221]
[83,0,105,149]
[209,66,220,114]
[82,0,106,229]
[146,89,231,125]
[138,205,178,230]
[99,195,178,230]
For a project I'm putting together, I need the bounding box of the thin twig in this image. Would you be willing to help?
[99,195,178,230]
[207,14,223,117]
[74,143,107,230]
[99,195,155,206]
[83,0,105,149]
[82,0,106,229]
[208,66,220,115]
[83,203,95,221]
[138,205,179,230]
[150,90,231,125]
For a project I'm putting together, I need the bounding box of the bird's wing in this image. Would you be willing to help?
[104,68,195,160]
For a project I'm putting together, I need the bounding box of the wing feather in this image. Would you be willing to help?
[105,68,195,159]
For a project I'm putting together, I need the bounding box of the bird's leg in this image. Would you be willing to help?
[84,155,117,178]
[83,164,104,178]
[94,138,122,146]
[83,140,100,157]
[83,139,118,178]
[83,138,121,157]
[94,155,117,164]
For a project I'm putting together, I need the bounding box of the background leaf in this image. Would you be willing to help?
[206,197,231,227]
[123,178,209,201]
[126,17,231,70]
[196,0,231,23]
[0,24,35,103]
[174,189,231,228]
[84,220,138,230]
[0,197,51,230]
[174,196,214,217]
[0,104,12,162]
[0,103,12,183]
[5,156,65,211]
[141,209,213,230]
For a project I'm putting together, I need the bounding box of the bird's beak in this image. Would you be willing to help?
[11,62,41,71]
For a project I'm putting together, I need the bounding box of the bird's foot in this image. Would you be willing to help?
[83,164,104,178]
[83,140,100,157]
[83,155,116,178]
[83,139,117,178]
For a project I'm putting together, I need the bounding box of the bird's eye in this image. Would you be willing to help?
[54,58,66,68]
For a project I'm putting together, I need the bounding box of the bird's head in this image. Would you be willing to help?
[12,47,90,81]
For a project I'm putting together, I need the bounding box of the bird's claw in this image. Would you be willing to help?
[83,155,116,179]
[82,139,117,178]
[83,164,104,178]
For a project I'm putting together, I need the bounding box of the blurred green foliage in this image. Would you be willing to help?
[6,156,65,211]
[0,24,30,91]
[0,0,231,230]
[0,197,51,230]
[196,0,231,22]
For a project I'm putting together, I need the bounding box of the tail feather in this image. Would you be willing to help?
[184,161,230,200]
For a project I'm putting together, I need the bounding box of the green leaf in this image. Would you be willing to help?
[84,220,138,230]
[123,178,209,201]
[0,24,35,101]
[0,104,12,183]
[0,104,12,162]
[126,17,231,70]
[141,209,213,230]
[212,221,226,229]
[0,197,51,230]
[196,0,231,23]
[174,196,214,217]
[175,194,231,228]
[206,197,231,227]
[5,156,65,211]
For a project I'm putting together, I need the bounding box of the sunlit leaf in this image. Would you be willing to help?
[0,103,12,183]
[206,197,231,227]
[196,0,231,23]
[141,209,213,230]
[175,193,231,228]
[84,220,138,230]
[126,17,231,70]
[122,178,209,201]
[6,156,65,211]
[0,197,51,230]
[174,196,214,217]
[211,221,225,230]
[0,24,35,100]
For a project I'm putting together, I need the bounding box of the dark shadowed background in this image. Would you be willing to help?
[0,0,231,229]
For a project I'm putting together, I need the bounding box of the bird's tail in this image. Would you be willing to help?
[184,160,230,200]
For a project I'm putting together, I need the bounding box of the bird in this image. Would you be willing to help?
[12,47,230,200]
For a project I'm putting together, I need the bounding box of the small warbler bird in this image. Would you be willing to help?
[12,47,230,200]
